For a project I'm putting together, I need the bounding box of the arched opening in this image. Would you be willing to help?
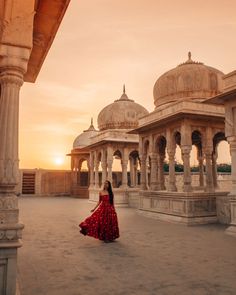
[113,150,122,188]
[155,136,167,190]
[142,139,150,190]
[191,130,204,188]
[129,150,140,187]
[79,158,89,187]
[213,132,230,190]
[174,132,182,167]
[97,152,102,187]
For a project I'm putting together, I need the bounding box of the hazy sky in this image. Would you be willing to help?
[20,0,236,169]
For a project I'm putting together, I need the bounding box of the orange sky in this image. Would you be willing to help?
[19,0,236,169]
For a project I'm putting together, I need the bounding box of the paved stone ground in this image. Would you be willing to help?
[17,197,236,295]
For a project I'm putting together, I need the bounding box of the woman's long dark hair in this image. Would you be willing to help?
[104,180,114,205]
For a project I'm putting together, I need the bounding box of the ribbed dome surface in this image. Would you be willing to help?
[153,53,224,108]
[73,121,98,148]
[97,87,148,130]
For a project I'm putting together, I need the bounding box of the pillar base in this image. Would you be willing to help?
[183,185,192,192]
[168,184,177,192]
[150,184,159,191]
[225,225,236,237]
[204,187,215,193]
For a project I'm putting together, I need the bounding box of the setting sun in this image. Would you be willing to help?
[54,156,64,166]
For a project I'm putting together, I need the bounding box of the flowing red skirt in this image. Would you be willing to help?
[79,195,119,241]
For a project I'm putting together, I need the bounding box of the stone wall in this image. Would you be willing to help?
[17,169,72,196]
[165,173,231,192]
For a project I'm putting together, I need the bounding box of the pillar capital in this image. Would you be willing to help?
[181,145,191,154]
[0,44,31,74]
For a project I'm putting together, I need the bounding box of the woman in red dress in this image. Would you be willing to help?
[79,180,119,242]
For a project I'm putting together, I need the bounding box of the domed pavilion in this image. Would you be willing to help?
[130,53,229,224]
[69,86,148,203]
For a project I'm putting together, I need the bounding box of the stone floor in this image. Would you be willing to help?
[18,197,236,295]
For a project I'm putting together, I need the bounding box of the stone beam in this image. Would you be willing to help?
[24,0,71,82]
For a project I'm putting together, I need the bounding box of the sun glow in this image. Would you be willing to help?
[53,156,64,166]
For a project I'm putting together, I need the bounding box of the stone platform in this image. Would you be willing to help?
[139,190,230,225]
[17,196,236,295]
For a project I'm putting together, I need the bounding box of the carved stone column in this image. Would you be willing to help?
[212,152,218,189]
[167,149,177,192]
[120,148,128,188]
[0,65,25,294]
[204,148,214,192]
[101,154,107,188]
[150,153,158,190]
[129,157,135,187]
[229,139,236,195]
[181,145,192,192]
[121,160,128,188]
[225,137,236,235]
[70,156,77,190]
[198,155,204,188]
[140,154,147,190]
[134,159,138,187]
[89,153,94,188]
[94,153,99,188]
[107,146,113,183]
[77,160,82,186]
[157,154,165,190]
[203,127,214,192]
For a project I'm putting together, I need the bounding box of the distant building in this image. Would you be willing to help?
[67,54,233,225]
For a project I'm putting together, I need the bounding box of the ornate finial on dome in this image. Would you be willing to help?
[86,117,96,131]
[178,52,203,67]
[115,85,134,102]
[188,51,192,61]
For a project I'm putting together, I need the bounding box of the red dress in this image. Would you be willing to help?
[79,195,119,241]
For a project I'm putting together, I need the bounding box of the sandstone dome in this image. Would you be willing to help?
[97,86,149,130]
[73,120,98,148]
[153,53,224,108]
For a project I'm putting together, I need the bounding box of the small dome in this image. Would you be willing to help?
[153,52,224,108]
[97,86,149,130]
[73,119,98,148]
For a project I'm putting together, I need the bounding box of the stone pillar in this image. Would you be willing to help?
[229,139,236,195]
[140,154,147,190]
[101,151,107,188]
[198,155,204,188]
[205,151,214,192]
[0,62,25,294]
[204,148,214,192]
[70,156,76,187]
[150,153,158,190]
[121,161,128,188]
[157,154,165,190]
[167,149,177,192]
[77,161,82,186]
[89,153,94,188]
[134,158,138,187]
[212,152,218,189]
[203,127,214,192]
[226,137,236,235]
[181,146,192,192]
[107,146,113,183]
[120,148,128,188]
[129,157,135,187]
[94,152,99,188]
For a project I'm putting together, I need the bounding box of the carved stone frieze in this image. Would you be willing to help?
[0,196,18,210]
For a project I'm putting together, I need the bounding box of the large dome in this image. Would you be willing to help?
[97,86,149,130]
[153,53,224,108]
[73,120,98,148]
